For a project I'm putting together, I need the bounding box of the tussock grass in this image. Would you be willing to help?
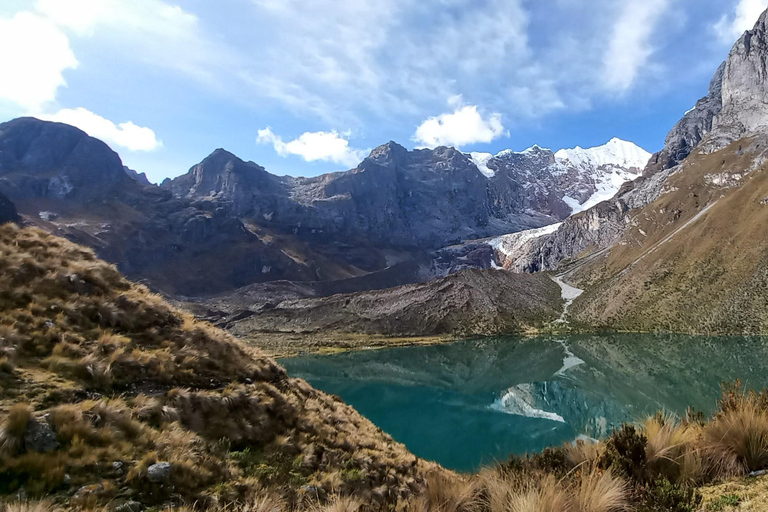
[3,225,768,512]
[0,226,430,508]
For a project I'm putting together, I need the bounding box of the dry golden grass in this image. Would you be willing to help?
[0,404,32,455]
[1,501,60,512]
[702,402,768,477]
[0,225,432,509]
[642,413,704,484]
[564,439,605,469]
[571,466,628,512]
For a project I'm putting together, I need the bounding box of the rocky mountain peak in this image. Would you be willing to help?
[365,141,409,164]
[712,7,768,144]
[0,117,131,200]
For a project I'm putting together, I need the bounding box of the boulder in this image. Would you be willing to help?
[146,461,172,482]
[24,416,59,453]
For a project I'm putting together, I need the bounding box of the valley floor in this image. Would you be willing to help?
[239,332,457,358]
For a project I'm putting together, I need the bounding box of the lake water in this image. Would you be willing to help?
[280,334,768,472]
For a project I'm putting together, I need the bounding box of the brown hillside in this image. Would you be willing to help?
[570,136,768,334]
[226,269,562,349]
[0,225,433,509]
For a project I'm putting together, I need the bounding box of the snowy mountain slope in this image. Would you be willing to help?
[469,138,650,215]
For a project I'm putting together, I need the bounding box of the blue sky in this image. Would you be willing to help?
[0,0,765,183]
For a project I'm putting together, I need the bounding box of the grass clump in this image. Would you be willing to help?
[706,493,741,511]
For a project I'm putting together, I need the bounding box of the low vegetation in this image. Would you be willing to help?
[2,225,768,512]
[0,225,431,510]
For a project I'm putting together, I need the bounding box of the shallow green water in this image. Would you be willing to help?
[280,334,768,472]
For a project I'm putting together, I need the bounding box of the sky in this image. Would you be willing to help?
[0,0,766,183]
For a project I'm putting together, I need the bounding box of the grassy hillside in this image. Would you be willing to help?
[0,225,433,510]
[570,136,768,334]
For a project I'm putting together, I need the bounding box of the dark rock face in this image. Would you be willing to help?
[163,142,556,249]
[712,9,768,145]
[0,191,17,224]
[644,63,726,175]
[124,166,152,186]
[0,117,132,199]
[0,119,332,295]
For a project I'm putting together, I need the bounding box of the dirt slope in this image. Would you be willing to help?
[229,269,562,342]
[570,137,768,334]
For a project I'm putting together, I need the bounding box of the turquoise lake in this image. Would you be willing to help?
[280,334,768,473]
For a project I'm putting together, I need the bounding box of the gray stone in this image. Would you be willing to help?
[114,501,142,512]
[712,10,768,146]
[24,417,59,453]
[146,462,172,483]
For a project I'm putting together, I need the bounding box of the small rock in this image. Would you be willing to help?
[750,469,767,477]
[24,417,59,453]
[114,501,142,512]
[39,211,58,221]
[300,485,319,496]
[74,483,103,499]
[146,461,172,483]
[63,474,71,485]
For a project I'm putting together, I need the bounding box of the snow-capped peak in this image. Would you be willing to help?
[554,138,650,172]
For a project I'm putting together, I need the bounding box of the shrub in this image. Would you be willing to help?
[637,477,701,512]
[599,425,648,482]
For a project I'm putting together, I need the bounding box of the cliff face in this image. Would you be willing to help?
[643,63,726,175]
[711,10,768,146]
[502,8,768,278]
[0,117,133,200]
[163,142,555,249]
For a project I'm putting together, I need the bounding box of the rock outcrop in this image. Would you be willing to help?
[502,8,768,275]
[711,9,768,146]
[0,117,132,200]
[0,191,17,224]
[494,166,679,272]
[643,63,726,175]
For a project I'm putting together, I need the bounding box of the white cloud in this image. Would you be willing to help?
[601,0,673,92]
[715,0,768,44]
[413,100,506,149]
[40,108,162,151]
[0,12,78,110]
[257,128,368,167]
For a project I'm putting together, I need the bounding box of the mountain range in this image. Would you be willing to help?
[0,115,647,301]
[3,9,768,342]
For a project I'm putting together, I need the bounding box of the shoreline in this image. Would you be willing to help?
[240,332,461,359]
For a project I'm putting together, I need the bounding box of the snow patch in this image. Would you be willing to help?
[469,152,495,178]
[490,223,562,257]
[490,384,566,423]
